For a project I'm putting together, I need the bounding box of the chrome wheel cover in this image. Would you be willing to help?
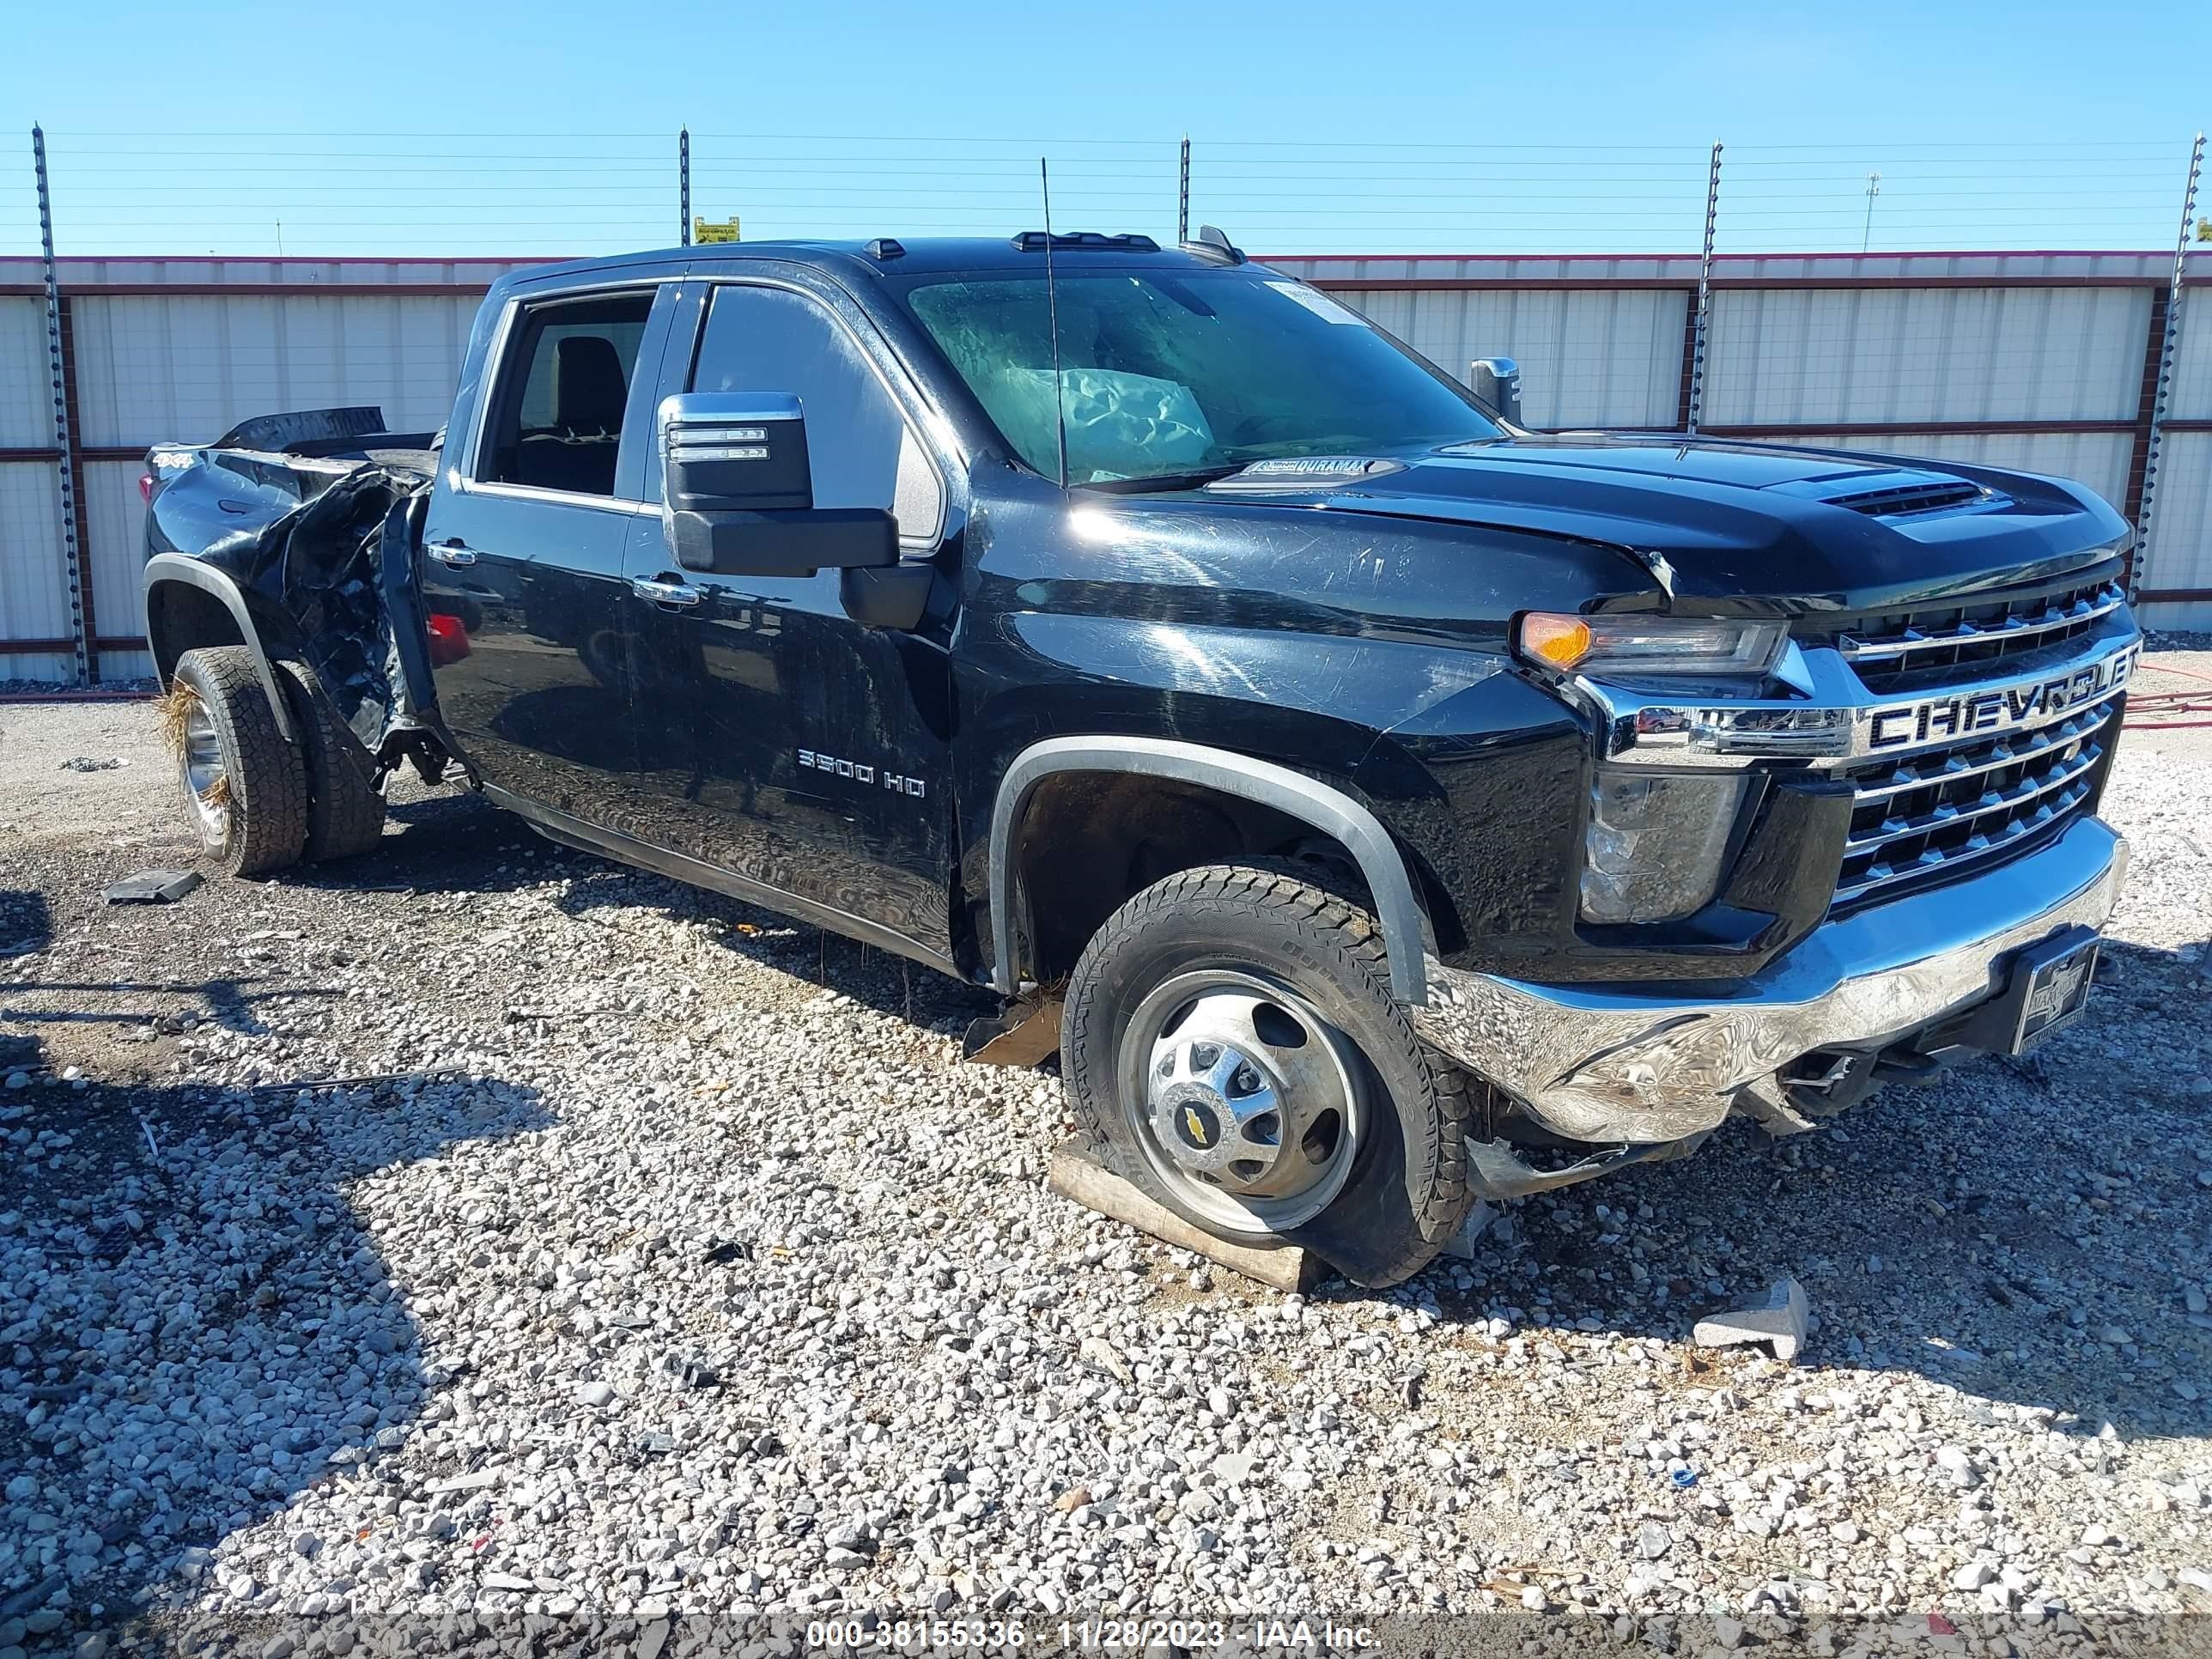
[1116,969,1367,1237]
[179,693,229,845]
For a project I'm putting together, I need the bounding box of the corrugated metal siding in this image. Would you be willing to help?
[0,462,72,682]
[2140,429,2212,598]
[72,292,483,448]
[0,298,52,450]
[2168,297,2212,422]
[1756,430,2133,515]
[1272,254,1705,286]
[79,460,155,680]
[1706,286,2150,426]
[1270,251,2186,288]
[1340,288,1686,428]
[38,256,532,289]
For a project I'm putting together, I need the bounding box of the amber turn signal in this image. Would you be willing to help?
[1518,612,1591,669]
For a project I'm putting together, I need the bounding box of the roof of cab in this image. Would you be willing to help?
[508,235,1251,286]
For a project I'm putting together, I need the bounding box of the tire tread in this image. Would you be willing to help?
[174,646,307,878]
[1062,858,1471,1286]
[276,659,386,862]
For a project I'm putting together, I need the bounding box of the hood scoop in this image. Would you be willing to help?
[1204,455,1409,494]
[1769,468,2000,520]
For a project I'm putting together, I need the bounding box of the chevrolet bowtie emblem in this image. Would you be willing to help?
[1183,1105,1209,1146]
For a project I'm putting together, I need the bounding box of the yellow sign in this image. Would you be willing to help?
[694,216,741,245]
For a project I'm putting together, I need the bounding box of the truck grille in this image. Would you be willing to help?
[1829,568,2125,692]
[1832,700,2117,911]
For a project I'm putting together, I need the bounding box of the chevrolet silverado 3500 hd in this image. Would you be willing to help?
[141,232,2140,1285]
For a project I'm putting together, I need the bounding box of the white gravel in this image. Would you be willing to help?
[0,688,2208,1650]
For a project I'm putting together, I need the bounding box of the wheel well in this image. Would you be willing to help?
[146,580,246,687]
[1010,772,1370,987]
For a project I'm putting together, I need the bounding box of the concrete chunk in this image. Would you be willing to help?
[1693,1276,1809,1364]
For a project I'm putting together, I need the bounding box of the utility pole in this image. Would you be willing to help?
[32,124,90,686]
[1861,172,1881,253]
[679,127,692,246]
[1178,135,1190,245]
[2134,132,2205,578]
[1686,140,1723,435]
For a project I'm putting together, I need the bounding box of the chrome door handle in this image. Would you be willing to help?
[630,576,702,607]
[428,542,477,568]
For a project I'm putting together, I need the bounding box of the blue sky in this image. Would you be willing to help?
[3,0,2206,258]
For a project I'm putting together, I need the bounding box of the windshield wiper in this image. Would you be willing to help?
[1081,464,1250,495]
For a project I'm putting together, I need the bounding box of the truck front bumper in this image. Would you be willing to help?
[1413,816,2129,1145]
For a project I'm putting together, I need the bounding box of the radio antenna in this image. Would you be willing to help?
[1040,157,1069,490]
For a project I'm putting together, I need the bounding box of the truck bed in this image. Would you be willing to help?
[143,404,442,766]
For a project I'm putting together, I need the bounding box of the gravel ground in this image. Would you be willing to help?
[0,677,2208,1652]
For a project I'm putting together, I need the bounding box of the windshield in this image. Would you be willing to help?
[896,268,1504,487]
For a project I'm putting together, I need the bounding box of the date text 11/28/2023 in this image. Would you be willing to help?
[802,1618,1380,1650]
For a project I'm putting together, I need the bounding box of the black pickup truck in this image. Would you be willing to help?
[141,231,2141,1285]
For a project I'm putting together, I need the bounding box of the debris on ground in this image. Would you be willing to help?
[1692,1274,1810,1363]
[100,869,204,904]
[57,756,124,772]
[1441,1197,1497,1259]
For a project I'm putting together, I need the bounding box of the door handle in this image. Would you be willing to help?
[630,576,702,607]
[428,541,477,568]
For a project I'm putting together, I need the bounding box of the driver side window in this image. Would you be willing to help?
[690,284,943,546]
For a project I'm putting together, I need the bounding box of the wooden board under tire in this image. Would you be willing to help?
[1046,1145,1320,1294]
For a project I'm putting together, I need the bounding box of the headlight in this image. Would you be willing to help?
[1517,612,1786,683]
[1580,770,1749,925]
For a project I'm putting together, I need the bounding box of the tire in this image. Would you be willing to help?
[276,660,386,862]
[1062,860,1475,1288]
[170,647,308,879]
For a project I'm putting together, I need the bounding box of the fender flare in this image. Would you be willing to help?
[142,553,295,742]
[988,735,1430,1005]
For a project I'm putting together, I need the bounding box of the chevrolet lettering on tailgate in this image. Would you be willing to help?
[1863,641,2139,753]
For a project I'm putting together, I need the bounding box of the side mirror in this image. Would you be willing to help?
[1470,357,1523,428]
[658,392,899,578]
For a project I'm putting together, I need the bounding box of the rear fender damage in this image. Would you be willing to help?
[146,465,455,783]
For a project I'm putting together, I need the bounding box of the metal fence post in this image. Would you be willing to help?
[1178,136,1190,245]
[2132,131,2204,586]
[32,125,91,687]
[679,127,692,246]
[1686,140,1723,436]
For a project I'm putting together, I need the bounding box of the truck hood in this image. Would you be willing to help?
[1197,434,2130,613]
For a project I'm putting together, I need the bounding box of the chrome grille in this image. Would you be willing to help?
[1833,700,2116,909]
[1832,572,2125,690]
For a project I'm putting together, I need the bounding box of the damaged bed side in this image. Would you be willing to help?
[141,405,459,787]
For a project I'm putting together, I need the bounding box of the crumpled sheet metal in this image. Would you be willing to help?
[193,463,438,757]
[1413,819,2129,1145]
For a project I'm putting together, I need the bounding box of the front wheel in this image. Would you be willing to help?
[1061,861,1475,1287]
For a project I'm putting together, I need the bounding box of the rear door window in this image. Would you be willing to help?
[480,293,654,498]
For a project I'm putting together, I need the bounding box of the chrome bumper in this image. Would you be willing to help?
[1413,817,2130,1144]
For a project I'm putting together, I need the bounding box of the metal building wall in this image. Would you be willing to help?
[1701,287,2148,426]
[2149,290,2212,629]
[1340,287,1686,428]
[0,257,532,685]
[3,251,2209,680]
[0,294,71,682]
